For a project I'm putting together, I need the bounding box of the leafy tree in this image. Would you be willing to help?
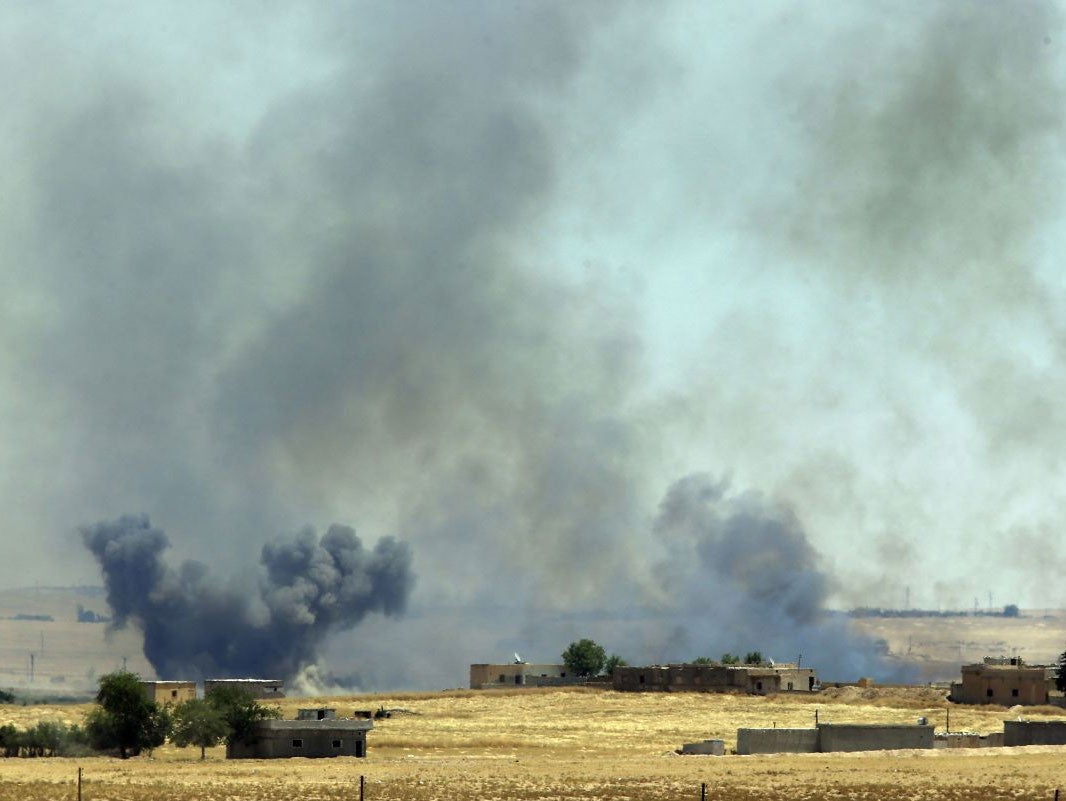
[205,686,281,747]
[172,699,229,759]
[720,653,740,665]
[85,670,162,758]
[0,723,21,757]
[1003,604,1020,618]
[603,654,628,678]
[692,657,714,665]
[0,689,14,704]
[1056,649,1066,693]
[561,639,607,677]
[744,651,764,665]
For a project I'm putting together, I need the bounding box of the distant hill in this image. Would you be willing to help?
[0,586,152,693]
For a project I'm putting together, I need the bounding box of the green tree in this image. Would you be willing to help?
[561,639,607,677]
[744,651,764,665]
[604,654,628,678]
[205,686,281,747]
[172,699,229,759]
[84,670,162,758]
[692,657,714,665]
[720,653,740,665]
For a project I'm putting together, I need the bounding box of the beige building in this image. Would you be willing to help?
[951,658,1053,706]
[470,663,576,689]
[612,662,817,694]
[140,680,197,705]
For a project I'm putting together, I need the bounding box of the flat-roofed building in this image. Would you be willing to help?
[613,663,817,694]
[140,680,197,705]
[951,659,1052,706]
[204,678,285,699]
[470,663,582,688]
[227,713,371,759]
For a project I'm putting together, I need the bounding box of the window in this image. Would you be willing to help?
[787,682,793,691]
[317,710,327,720]
[498,674,506,683]
[171,690,178,698]
[515,675,522,685]
[292,739,303,748]
[756,681,763,691]
[1011,688,1019,697]
[332,739,342,749]
[639,674,645,684]
[986,689,994,697]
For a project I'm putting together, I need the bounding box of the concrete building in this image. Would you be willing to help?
[227,709,371,759]
[950,658,1053,706]
[204,678,285,699]
[470,663,582,689]
[736,723,934,755]
[680,739,725,755]
[612,663,817,694]
[140,680,196,705]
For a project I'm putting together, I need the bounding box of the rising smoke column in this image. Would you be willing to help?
[82,514,413,680]
[652,474,899,679]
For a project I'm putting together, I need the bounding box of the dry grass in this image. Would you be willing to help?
[1,687,1065,800]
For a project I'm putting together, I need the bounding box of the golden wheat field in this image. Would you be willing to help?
[2,687,1066,800]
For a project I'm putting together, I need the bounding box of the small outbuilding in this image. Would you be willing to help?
[227,709,371,759]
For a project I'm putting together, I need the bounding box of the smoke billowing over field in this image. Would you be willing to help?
[4,2,1066,687]
[82,515,413,681]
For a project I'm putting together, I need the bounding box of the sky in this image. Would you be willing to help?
[3,1,1066,689]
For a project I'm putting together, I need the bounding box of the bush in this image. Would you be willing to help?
[562,639,608,677]
[604,654,628,678]
[86,670,168,758]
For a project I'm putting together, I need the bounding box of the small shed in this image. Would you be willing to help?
[227,718,372,759]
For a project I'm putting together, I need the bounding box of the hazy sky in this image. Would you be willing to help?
[3,2,1066,687]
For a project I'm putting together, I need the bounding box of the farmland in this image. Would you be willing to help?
[1,687,1065,800]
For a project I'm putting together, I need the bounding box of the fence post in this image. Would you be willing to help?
[77,767,82,801]
[701,781,706,801]
[360,774,365,801]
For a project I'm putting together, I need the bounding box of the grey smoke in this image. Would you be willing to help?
[3,2,1065,689]
[651,474,897,678]
[82,514,413,680]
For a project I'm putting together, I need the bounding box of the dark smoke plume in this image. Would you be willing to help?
[652,475,900,679]
[82,514,413,680]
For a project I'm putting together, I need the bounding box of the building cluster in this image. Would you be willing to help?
[470,660,819,694]
[138,679,370,760]
[612,663,818,694]
[140,678,285,705]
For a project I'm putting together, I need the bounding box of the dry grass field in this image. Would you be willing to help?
[2,687,1066,800]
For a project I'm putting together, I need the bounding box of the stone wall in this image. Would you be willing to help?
[1003,720,1066,746]
[736,728,820,755]
[817,723,934,752]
